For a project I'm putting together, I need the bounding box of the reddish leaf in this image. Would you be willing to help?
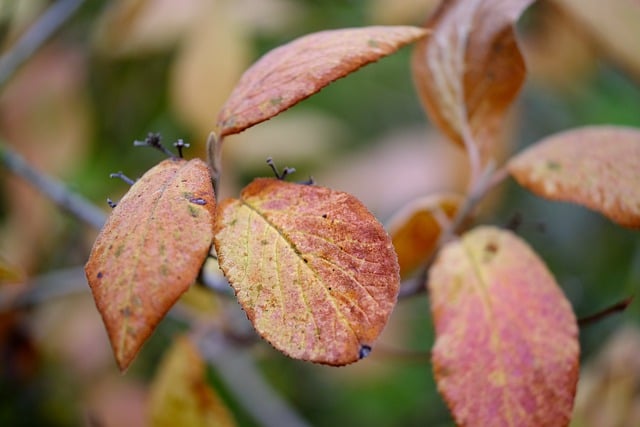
[85,158,216,371]
[217,25,427,137]
[387,192,463,279]
[508,125,640,228]
[213,178,399,365]
[148,337,236,427]
[412,0,534,159]
[428,226,579,427]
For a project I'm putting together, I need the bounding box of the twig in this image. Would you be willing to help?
[0,0,85,88]
[578,296,634,327]
[0,141,107,229]
[197,328,312,427]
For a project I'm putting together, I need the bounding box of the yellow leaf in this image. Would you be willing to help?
[214,178,400,365]
[149,337,236,427]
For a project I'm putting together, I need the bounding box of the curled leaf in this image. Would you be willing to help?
[412,0,534,159]
[217,25,428,137]
[387,192,463,279]
[149,337,236,427]
[429,226,579,427]
[508,125,640,228]
[85,158,216,371]
[213,178,399,365]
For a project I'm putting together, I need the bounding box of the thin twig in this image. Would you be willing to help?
[196,328,312,427]
[0,0,85,88]
[0,141,107,229]
[578,296,634,327]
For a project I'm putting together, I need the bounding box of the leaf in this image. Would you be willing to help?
[213,178,400,365]
[217,25,428,137]
[508,125,640,228]
[412,0,534,160]
[85,158,216,371]
[428,226,579,427]
[554,0,640,79]
[387,192,463,279]
[148,337,236,427]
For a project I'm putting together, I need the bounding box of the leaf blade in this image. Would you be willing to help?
[217,25,427,137]
[85,158,216,371]
[214,178,399,365]
[429,226,579,427]
[508,125,640,228]
[412,0,534,159]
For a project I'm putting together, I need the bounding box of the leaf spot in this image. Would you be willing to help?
[189,197,207,205]
[546,160,562,171]
[359,345,372,359]
[482,241,499,263]
[97,271,103,279]
[322,214,328,219]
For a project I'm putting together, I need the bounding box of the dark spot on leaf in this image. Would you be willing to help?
[546,160,562,171]
[189,197,207,205]
[303,258,308,263]
[322,214,328,219]
[261,239,269,245]
[483,241,499,263]
[359,345,372,359]
[97,272,103,279]
[115,244,125,257]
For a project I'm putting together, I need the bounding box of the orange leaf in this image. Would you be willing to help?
[85,158,216,371]
[388,192,463,279]
[217,25,428,137]
[148,337,236,427]
[213,178,399,365]
[508,125,640,228]
[429,226,579,427]
[412,0,534,160]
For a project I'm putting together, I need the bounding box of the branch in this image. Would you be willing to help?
[0,0,85,88]
[0,141,107,229]
[197,328,312,427]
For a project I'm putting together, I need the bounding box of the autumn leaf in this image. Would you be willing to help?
[148,337,236,427]
[213,178,399,365]
[428,226,579,427]
[508,125,640,228]
[412,0,534,160]
[387,192,463,279]
[85,158,216,371]
[217,25,428,137]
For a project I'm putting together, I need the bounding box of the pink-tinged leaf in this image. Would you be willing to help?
[213,178,400,365]
[508,125,640,228]
[217,26,427,137]
[429,226,579,427]
[85,158,216,371]
[412,0,534,160]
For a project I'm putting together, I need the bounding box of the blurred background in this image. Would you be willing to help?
[0,0,639,426]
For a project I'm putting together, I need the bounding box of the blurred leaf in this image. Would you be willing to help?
[214,178,400,365]
[572,325,640,427]
[428,226,579,427]
[170,0,251,145]
[508,126,640,229]
[0,257,24,285]
[554,0,640,79]
[367,0,439,25]
[85,158,216,371]
[217,25,428,137]
[412,0,534,160]
[388,192,462,279]
[148,337,236,427]
[522,3,596,90]
[93,0,207,57]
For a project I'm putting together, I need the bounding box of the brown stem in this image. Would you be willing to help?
[578,296,634,327]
